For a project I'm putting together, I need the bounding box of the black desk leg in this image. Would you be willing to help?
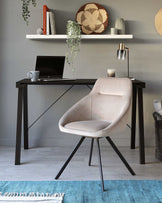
[23,85,28,149]
[131,85,137,149]
[138,87,145,164]
[15,87,23,165]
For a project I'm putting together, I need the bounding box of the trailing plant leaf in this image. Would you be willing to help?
[21,0,37,25]
[66,20,81,70]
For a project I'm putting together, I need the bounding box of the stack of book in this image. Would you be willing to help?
[43,5,56,35]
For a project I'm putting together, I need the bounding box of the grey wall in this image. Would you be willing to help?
[0,0,162,148]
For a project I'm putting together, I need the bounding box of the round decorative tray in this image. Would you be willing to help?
[76,3,108,34]
[155,8,162,35]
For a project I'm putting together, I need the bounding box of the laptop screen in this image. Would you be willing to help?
[35,56,65,78]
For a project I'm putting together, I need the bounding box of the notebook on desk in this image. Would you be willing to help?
[35,56,66,81]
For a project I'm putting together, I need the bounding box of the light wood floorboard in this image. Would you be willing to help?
[0,146,162,181]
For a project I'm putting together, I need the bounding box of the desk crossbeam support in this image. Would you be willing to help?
[29,85,74,129]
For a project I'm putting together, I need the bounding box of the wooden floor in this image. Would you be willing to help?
[0,146,162,181]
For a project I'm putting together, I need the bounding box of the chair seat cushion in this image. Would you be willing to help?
[65,120,110,133]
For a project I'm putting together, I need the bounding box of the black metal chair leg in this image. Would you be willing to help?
[106,136,136,176]
[96,138,105,192]
[88,138,94,166]
[55,137,85,179]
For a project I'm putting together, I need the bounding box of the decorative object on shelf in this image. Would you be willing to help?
[66,20,81,70]
[36,28,43,35]
[21,0,37,25]
[115,18,125,34]
[43,5,56,35]
[43,5,49,35]
[49,11,56,35]
[117,43,130,77]
[155,8,162,35]
[76,3,108,34]
[110,28,117,35]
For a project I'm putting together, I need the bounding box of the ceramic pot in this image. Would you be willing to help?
[115,18,125,34]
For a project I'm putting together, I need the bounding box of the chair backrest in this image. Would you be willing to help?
[90,77,132,121]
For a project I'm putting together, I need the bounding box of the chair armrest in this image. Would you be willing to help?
[59,95,91,129]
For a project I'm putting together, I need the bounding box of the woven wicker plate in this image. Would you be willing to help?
[155,8,162,35]
[76,3,108,34]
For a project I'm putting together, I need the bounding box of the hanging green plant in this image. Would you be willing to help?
[66,20,81,70]
[21,0,37,25]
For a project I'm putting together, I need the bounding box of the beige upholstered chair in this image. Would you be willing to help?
[55,77,135,191]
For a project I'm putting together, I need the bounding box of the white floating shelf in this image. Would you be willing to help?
[26,34,133,40]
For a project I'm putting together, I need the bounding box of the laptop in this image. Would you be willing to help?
[35,56,65,81]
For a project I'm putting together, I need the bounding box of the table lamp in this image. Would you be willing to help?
[117,43,129,78]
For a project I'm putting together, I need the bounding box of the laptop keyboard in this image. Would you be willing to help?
[38,78,76,81]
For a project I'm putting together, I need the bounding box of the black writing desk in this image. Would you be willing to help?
[15,78,145,165]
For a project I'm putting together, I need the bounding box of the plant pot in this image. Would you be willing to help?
[115,18,125,34]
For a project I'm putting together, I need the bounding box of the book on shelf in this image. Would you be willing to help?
[46,11,50,35]
[49,11,56,35]
[43,5,49,35]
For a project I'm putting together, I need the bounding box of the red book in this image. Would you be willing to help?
[43,5,49,35]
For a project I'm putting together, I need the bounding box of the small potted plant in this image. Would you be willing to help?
[21,0,37,25]
[66,20,81,70]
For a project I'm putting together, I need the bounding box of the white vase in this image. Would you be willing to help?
[115,18,125,34]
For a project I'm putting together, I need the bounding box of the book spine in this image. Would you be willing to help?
[46,11,50,35]
[49,11,56,35]
[43,5,49,35]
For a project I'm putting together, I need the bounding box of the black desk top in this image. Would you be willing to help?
[16,78,145,88]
